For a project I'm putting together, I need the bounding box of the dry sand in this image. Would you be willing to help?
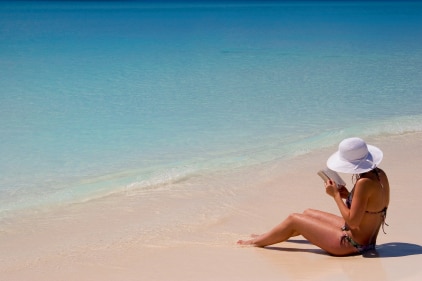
[1,132,421,280]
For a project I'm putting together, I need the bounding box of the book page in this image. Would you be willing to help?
[317,168,346,186]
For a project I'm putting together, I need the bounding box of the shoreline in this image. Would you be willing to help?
[1,132,422,280]
[2,113,422,220]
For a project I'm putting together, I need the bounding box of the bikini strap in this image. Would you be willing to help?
[366,206,388,234]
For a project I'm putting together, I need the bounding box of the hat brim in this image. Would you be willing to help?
[327,144,383,174]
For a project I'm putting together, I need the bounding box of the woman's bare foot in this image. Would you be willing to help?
[237,239,255,245]
[237,234,261,245]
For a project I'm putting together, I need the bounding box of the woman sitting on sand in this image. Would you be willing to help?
[237,137,390,256]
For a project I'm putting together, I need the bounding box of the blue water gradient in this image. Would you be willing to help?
[1,1,421,215]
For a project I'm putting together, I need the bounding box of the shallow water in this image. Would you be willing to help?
[0,1,421,216]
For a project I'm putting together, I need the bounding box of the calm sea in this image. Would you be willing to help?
[1,1,421,217]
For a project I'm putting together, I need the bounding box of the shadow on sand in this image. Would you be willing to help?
[363,242,422,258]
[264,240,422,258]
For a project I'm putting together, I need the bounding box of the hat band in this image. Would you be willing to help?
[352,152,375,171]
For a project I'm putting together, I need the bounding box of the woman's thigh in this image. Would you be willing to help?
[292,213,356,256]
[303,209,344,227]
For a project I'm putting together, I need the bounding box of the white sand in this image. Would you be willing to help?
[1,132,422,280]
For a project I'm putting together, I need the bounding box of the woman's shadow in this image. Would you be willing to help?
[265,240,422,258]
[363,242,422,258]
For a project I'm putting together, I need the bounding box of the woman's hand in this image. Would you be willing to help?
[337,185,350,199]
[325,180,349,199]
[325,180,339,198]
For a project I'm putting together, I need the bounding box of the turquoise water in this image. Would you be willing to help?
[1,1,421,216]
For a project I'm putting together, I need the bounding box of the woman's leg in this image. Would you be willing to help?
[302,209,344,227]
[249,209,344,240]
[238,212,356,256]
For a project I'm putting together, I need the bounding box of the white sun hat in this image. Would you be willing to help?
[327,137,383,174]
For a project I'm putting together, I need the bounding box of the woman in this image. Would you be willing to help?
[237,137,390,256]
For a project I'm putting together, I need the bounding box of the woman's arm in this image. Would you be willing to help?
[326,179,370,229]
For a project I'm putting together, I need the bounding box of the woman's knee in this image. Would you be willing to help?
[302,208,317,216]
[285,213,313,235]
[286,212,304,225]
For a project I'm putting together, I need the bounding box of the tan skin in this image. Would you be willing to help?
[237,168,390,256]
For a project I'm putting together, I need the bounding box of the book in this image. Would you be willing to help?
[317,168,346,186]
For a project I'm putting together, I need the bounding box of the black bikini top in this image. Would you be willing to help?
[346,192,388,215]
[345,170,388,233]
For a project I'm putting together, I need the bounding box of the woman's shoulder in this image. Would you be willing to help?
[355,177,380,195]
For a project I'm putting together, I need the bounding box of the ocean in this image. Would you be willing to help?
[1,0,421,218]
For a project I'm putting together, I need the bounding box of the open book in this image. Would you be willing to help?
[317,168,346,186]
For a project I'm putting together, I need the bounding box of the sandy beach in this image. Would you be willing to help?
[1,132,422,280]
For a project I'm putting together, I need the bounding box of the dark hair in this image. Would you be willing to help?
[359,168,381,181]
